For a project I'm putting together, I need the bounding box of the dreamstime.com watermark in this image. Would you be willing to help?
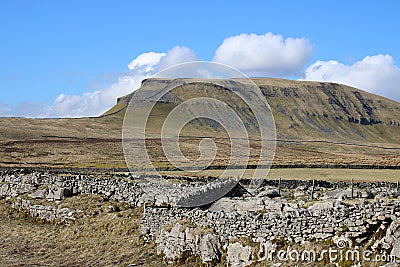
[257,246,398,264]
[122,61,276,207]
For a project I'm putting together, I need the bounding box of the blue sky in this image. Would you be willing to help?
[1,0,400,117]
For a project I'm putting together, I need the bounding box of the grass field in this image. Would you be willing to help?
[157,168,399,182]
[0,195,166,267]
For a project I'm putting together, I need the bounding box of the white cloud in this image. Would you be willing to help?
[213,32,313,77]
[4,33,400,118]
[48,46,198,118]
[304,54,400,101]
[155,46,198,71]
[127,51,166,71]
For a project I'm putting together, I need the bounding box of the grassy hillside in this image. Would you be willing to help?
[0,78,399,169]
[110,78,400,144]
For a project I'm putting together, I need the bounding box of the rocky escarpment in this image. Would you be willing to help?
[2,169,400,266]
[112,78,400,144]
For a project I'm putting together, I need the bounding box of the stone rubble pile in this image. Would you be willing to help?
[12,197,79,223]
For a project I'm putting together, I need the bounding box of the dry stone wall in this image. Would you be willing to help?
[1,169,400,266]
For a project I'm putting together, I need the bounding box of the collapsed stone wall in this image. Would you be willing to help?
[11,197,79,223]
[1,169,400,266]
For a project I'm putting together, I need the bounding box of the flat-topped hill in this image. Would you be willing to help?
[0,78,399,169]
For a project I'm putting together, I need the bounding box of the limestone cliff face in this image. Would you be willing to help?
[254,78,400,143]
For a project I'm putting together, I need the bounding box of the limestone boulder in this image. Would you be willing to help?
[46,185,71,200]
[308,200,343,213]
[208,198,237,213]
[155,222,221,264]
[28,189,47,199]
[226,242,253,267]
[199,233,221,263]
[257,187,280,198]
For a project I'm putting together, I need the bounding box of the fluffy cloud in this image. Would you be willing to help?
[48,46,197,117]
[48,73,147,118]
[127,51,166,71]
[213,32,313,77]
[4,33,400,118]
[304,54,400,101]
[155,46,198,72]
